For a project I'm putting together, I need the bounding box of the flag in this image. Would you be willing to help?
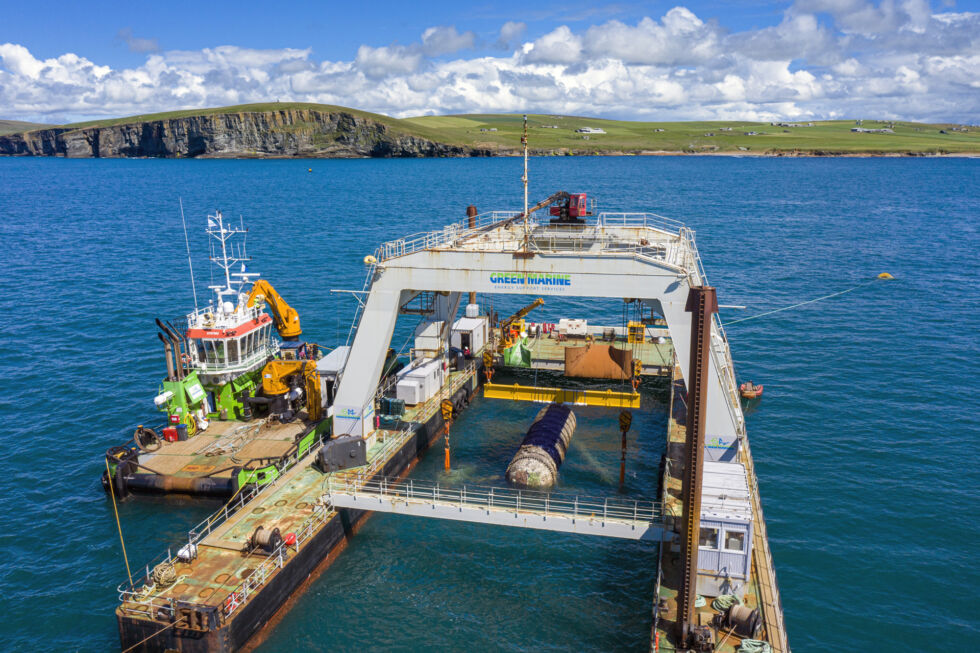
[207,216,217,228]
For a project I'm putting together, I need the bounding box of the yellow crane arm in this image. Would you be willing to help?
[500,298,544,329]
[246,279,302,339]
[261,360,323,422]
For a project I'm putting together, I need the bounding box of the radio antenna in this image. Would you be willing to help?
[179,197,199,312]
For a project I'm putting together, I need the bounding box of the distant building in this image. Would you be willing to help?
[479,127,498,132]
[704,132,715,137]
[774,122,814,128]
[851,127,894,134]
[576,127,606,134]
[654,128,666,132]
[744,131,758,136]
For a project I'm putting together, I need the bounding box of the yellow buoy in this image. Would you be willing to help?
[307,168,312,172]
[878,272,894,280]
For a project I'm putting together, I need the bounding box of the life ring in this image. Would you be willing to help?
[224,592,240,614]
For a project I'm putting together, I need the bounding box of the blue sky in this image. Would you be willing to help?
[2,0,978,123]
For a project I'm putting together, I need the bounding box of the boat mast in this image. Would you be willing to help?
[522,114,529,240]
[206,210,251,305]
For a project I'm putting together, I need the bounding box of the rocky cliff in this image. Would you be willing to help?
[0,109,487,158]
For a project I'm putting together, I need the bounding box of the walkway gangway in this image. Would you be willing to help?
[324,476,672,542]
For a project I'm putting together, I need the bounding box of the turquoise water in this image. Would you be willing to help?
[0,156,977,651]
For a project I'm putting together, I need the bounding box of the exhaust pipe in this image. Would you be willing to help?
[158,332,176,381]
[156,318,185,380]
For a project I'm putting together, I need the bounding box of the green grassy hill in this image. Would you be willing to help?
[404,113,980,154]
[0,119,49,136]
[4,103,979,155]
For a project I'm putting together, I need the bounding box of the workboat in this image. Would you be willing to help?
[101,211,337,500]
[740,382,764,399]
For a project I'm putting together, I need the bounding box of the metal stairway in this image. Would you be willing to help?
[324,476,671,542]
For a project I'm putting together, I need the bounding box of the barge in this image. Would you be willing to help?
[112,188,790,652]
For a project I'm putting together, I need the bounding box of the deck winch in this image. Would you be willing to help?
[505,403,577,489]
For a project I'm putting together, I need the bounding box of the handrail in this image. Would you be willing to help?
[326,475,664,525]
[184,431,329,545]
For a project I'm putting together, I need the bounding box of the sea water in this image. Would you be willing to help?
[0,155,977,651]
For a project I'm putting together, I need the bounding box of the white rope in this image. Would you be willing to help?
[724,278,883,326]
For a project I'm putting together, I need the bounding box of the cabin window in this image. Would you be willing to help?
[699,526,719,549]
[212,340,226,364]
[723,530,745,553]
[194,339,206,362]
[202,340,215,364]
[228,338,239,364]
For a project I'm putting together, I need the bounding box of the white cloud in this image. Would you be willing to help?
[582,9,723,65]
[354,44,422,78]
[496,21,526,49]
[421,26,475,56]
[1,5,979,124]
[523,26,583,64]
[117,28,159,54]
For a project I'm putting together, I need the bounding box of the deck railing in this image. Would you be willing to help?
[327,476,664,526]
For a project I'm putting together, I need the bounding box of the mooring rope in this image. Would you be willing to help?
[120,617,187,653]
[106,457,133,587]
[724,275,892,326]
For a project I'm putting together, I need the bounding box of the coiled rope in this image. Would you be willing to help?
[712,593,741,611]
[151,561,178,588]
[739,639,773,653]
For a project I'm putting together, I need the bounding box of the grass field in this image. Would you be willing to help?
[0,119,49,136]
[5,103,980,154]
[404,113,980,154]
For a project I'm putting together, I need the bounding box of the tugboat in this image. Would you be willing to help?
[101,211,336,500]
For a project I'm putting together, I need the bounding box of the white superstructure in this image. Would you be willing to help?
[331,200,745,447]
[182,211,279,385]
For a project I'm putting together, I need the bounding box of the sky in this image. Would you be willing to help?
[1,0,978,124]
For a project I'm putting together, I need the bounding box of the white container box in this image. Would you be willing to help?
[451,316,488,354]
[558,318,588,336]
[465,303,480,318]
[395,358,445,405]
[697,461,753,599]
[414,321,445,356]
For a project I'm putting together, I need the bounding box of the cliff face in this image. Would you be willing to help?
[0,109,484,158]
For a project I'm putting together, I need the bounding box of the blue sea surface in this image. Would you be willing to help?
[0,156,977,651]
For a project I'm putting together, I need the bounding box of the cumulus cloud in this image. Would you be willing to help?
[2,5,979,124]
[496,21,526,49]
[117,27,159,53]
[421,26,475,56]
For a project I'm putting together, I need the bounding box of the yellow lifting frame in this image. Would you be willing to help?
[483,382,641,408]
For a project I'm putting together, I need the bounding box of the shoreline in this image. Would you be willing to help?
[2,150,976,160]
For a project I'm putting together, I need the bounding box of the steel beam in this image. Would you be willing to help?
[678,285,718,644]
[483,382,641,408]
